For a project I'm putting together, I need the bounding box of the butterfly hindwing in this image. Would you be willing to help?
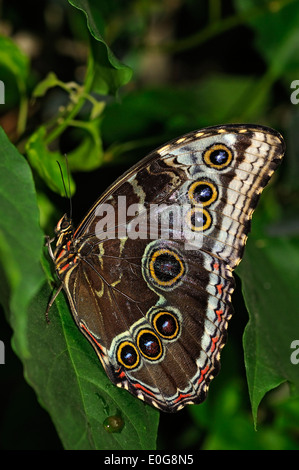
[52,124,285,412]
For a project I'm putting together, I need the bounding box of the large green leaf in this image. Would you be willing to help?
[237,236,299,425]
[0,127,44,357]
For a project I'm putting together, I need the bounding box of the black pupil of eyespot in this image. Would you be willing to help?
[121,345,137,365]
[156,314,176,336]
[139,332,160,357]
[191,211,206,228]
[193,184,212,203]
[210,149,228,165]
[154,254,181,282]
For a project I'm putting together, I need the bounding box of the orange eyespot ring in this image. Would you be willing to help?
[117,341,140,369]
[149,248,185,287]
[186,208,212,232]
[188,180,218,207]
[152,311,180,340]
[203,143,233,169]
[136,329,163,361]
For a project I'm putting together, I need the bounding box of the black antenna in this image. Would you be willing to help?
[57,157,73,220]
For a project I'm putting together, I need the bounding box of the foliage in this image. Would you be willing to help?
[0,0,299,450]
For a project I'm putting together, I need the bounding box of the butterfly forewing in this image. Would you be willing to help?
[51,124,284,412]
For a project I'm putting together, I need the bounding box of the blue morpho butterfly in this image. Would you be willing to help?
[47,124,284,412]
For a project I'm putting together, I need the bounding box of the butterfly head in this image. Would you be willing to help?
[55,213,73,236]
[50,214,77,279]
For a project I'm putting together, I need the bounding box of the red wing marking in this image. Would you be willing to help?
[80,322,105,357]
[216,284,223,295]
[216,309,224,322]
[133,382,157,398]
[57,249,65,260]
[211,336,219,353]
[197,365,209,384]
[174,392,192,404]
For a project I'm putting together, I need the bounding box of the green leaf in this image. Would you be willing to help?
[0,35,29,83]
[0,35,29,134]
[22,254,159,450]
[237,236,299,425]
[32,72,72,98]
[33,72,61,98]
[68,0,132,95]
[190,378,298,449]
[26,126,76,196]
[0,127,44,357]
[67,117,104,172]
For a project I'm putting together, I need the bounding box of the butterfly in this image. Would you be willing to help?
[47,124,285,412]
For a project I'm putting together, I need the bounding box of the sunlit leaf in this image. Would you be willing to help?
[26,126,76,197]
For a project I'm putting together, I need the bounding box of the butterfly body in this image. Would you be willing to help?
[49,124,285,412]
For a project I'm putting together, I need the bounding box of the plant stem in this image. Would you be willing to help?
[44,51,95,146]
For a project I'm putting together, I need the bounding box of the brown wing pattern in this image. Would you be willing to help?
[52,124,285,412]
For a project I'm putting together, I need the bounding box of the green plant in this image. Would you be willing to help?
[1,0,299,450]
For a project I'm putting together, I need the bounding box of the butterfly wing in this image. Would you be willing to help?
[57,124,285,412]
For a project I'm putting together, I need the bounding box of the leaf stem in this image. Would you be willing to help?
[44,51,96,146]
